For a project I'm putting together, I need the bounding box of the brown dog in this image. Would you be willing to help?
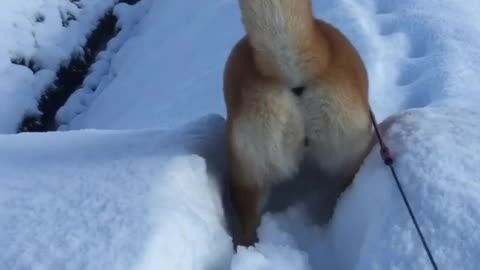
[223,0,373,246]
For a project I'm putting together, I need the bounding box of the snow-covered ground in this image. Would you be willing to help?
[0,0,118,133]
[2,0,480,269]
[1,115,233,270]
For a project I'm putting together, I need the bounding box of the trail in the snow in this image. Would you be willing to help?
[330,0,428,119]
[370,0,433,112]
[18,0,142,133]
[18,11,118,132]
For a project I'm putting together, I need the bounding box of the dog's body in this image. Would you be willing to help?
[223,0,373,246]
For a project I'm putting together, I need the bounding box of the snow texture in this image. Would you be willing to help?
[0,115,233,270]
[0,0,117,133]
[2,0,480,269]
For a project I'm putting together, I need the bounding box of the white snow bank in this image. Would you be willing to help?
[335,106,480,270]
[0,115,233,270]
[231,105,480,270]
[0,0,117,133]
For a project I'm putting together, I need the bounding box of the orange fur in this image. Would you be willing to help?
[224,0,373,246]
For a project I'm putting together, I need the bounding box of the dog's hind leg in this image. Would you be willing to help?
[227,87,305,246]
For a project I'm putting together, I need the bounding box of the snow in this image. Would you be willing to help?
[229,106,480,270]
[2,0,480,269]
[338,107,480,269]
[0,0,118,133]
[0,115,233,270]
[59,0,239,130]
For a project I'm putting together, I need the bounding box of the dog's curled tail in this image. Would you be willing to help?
[238,0,322,85]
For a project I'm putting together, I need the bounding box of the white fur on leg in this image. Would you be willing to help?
[231,89,305,187]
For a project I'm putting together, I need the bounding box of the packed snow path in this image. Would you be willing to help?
[2,0,480,269]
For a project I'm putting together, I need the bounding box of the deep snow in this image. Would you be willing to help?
[0,115,233,270]
[0,0,118,133]
[2,0,480,269]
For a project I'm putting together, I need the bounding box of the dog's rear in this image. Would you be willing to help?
[224,0,373,246]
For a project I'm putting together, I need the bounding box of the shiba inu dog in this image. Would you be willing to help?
[223,0,373,246]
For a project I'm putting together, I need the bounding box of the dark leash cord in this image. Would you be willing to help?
[369,109,439,270]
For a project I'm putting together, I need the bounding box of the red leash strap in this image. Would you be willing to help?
[369,109,393,165]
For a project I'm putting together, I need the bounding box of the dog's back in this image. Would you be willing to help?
[224,0,373,246]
